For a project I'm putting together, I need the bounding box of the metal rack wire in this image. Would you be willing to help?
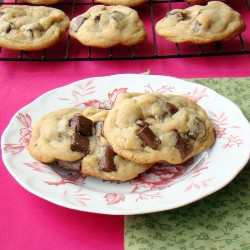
[0,0,249,61]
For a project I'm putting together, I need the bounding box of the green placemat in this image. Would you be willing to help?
[125,78,250,250]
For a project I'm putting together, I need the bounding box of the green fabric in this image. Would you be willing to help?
[125,78,250,250]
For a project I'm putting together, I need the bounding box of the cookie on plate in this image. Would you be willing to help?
[155,1,246,44]
[103,92,215,165]
[0,5,70,51]
[95,0,149,7]
[69,5,147,48]
[78,107,152,181]
[29,108,88,163]
[29,107,152,181]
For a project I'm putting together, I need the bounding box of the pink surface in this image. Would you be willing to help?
[1,0,250,246]
[1,56,250,249]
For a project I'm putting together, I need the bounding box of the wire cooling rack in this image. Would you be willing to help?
[0,0,249,61]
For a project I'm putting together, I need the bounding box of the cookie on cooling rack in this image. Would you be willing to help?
[95,0,149,7]
[0,5,69,51]
[155,1,246,44]
[29,107,152,181]
[69,5,147,48]
[21,0,61,5]
[103,92,215,165]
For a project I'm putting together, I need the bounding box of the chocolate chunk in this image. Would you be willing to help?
[71,133,89,155]
[192,21,202,32]
[57,159,82,172]
[175,133,192,159]
[167,102,178,115]
[6,24,12,33]
[72,16,87,32]
[94,15,101,23]
[168,11,185,21]
[98,145,116,172]
[136,119,149,127]
[137,126,161,150]
[70,114,93,136]
[188,118,205,140]
[28,29,34,38]
[111,11,125,21]
[95,121,104,136]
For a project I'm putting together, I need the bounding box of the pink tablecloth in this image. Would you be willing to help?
[0,55,250,249]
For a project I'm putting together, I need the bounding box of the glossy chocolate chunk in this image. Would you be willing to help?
[167,102,178,114]
[111,11,125,21]
[98,145,116,172]
[72,16,87,32]
[94,14,101,23]
[137,126,161,150]
[95,121,104,136]
[175,133,192,159]
[71,133,89,155]
[70,114,93,136]
[135,119,149,127]
[168,11,185,21]
[192,21,202,32]
[188,118,204,140]
[57,159,82,171]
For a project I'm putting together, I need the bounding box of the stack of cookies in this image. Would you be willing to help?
[28,92,215,181]
[0,1,246,51]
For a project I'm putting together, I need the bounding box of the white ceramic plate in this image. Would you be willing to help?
[2,74,250,215]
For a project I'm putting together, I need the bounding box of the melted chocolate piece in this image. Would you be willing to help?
[71,133,89,155]
[28,29,34,38]
[111,11,125,21]
[95,121,104,136]
[72,16,87,32]
[175,133,192,159]
[57,159,82,171]
[168,11,185,21]
[98,145,116,172]
[192,21,202,32]
[136,119,149,127]
[137,126,161,150]
[94,15,101,23]
[167,102,178,115]
[188,118,205,140]
[70,114,93,136]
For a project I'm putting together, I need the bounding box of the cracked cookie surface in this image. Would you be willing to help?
[103,92,215,165]
[69,5,147,48]
[0,5,69,50]
[155,1,246,44]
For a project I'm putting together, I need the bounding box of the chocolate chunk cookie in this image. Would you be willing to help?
[29,107,152,181]
[22,0,61,5]
[95,0,149,7]
[0,5,70,51]
[29,108,88,163]
[155,1,246,44]
[103,93,215,165]
[69,5,147,48]
[74,107,152,181]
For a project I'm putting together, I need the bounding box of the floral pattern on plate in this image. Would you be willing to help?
[1,74,250,215]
